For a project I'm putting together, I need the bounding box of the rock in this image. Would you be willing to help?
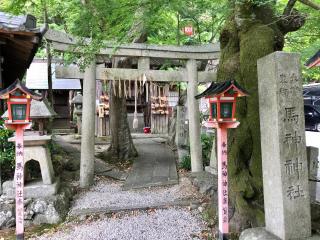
[24,209,34,220]
[33,203,61,225]
[198,206,204,213]
[5,218,15,228]
[0,184,73,230]
[30,199,48,214]
[189,203,199,210]
[65,157,80,171]
[240,228,320,240]
[0,203,14,229]
[94,158,113,174]
[239,228,280,240]
[190,172,217,197]
[24,199,32,206]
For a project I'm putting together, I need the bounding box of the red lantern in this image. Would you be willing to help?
[0,79,41,240]
[196,80,248,128]
[183,26,193,36]
[143,127,151,134]
[196,80,248,240]
[0,80,42,126]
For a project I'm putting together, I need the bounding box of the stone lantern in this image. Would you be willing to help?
[71,92,83,134]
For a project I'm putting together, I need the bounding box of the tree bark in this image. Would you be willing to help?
[217,1,305,231]
[102,6,149,163]
[42,0,54,106]
[105,58,138,162]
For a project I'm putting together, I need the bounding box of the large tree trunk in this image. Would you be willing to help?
[107,76,138,162]
[103,7,147,163]
[218,1,305,231]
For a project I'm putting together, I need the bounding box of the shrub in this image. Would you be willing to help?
[0,120,15,181]
[201,133,213,167]
[179,133,214,171]
[180,154,191,170]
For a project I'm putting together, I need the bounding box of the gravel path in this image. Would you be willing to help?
[32,208,206,240]
[70,177,200,215]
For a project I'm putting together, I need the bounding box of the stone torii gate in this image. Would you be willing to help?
[44,29,220,188]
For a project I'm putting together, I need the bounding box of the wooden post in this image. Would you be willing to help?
[80,61,96,188]
[15,126,25,240]
[217,127,229,240]
[186,59,203,172]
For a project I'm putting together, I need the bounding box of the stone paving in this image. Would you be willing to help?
[123,138,179,190]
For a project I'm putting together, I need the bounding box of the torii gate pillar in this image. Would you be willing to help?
[186,59,203,172]
[80,61,96,188]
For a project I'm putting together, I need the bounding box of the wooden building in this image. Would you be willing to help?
[0,12,45,89]
[26,60,81,130]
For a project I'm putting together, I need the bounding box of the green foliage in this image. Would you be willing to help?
[179,154,191,170]
[0,0,230,68]
[0,121,15,181]
[280,0,320,82]
[201,133,213,166]
[179,133,213,170]
[0,0,319,78]
[0,122,14,165]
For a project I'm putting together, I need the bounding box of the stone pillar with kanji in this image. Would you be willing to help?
[257,52,311,239]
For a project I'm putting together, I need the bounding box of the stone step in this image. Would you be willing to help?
[69,199,200,217]
[52,128,75,135]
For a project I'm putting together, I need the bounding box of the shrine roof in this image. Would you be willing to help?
[0,12,37,31]
[0,11,46,87]
[195,80,249,99]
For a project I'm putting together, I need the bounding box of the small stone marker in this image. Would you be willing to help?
[175,106,187,147]
[258,52,311,239]
[307,146,319,181]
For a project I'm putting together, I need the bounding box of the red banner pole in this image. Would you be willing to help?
[15,126,24,240]
[217,126,228,240]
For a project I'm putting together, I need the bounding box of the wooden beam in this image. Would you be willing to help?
[55,65,216,83]
[45,29,220,60]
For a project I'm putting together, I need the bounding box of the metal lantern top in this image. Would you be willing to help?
[196,80,248,128]
[0,79,42,125]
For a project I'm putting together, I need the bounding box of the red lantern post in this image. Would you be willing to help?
[0,80,42,240]
[196,80,248,240]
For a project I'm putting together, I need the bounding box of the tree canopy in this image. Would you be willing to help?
[0,0,318,80]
